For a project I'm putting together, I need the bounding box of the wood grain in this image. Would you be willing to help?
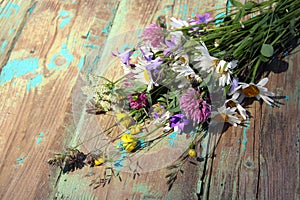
[0,0,299,199]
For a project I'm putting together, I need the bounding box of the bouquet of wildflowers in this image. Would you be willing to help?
[49,0,299,187]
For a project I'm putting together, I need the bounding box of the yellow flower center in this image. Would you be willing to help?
[226,100,237,108]
[213,59,219,68]
[241,85,260,97]
[143,70,150,82]
[214,113,229,123]
[94,157,105,166]
[188,149,197,157]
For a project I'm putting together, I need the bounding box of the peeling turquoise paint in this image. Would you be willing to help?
[48,43,74,70]
[242,119,250,151]
[0,2,20,18]
[0,57,39,85]
[28,2,36,14]
[215,12,226,24]
[102,20,112,35]
[36,132,45,145]
[179,4,188,20]
[83,44,100,49]
[9,28,15,35]
[78,56,85,71]
[114,151,128,171]
[1,40,7,52]
[26,74,43,92]
[58,10,73,29]
[285,95,289,101]
[168,132,178,147]
[16,155,25,164]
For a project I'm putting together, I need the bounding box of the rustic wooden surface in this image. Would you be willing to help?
[0,0,299,199]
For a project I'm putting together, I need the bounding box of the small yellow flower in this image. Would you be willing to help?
[123,141,137,152]
[116,113,132,128]
[188,149,197,157]
[121,134,136,143]
[120,134,138,152]
[130,124,143,135]
[94,157,105,166]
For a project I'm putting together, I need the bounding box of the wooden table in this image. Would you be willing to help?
[0,0,299,199]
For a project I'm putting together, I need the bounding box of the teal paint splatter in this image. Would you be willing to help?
[285,96,289,101]
[83,44,100,49]
[1,40,7,52]
[215,12,226,24]
[114,151,127,171]
[102,20,112,35]
[0,2,20,18]
[26,74,43,92]
[168,132,178,147]
[28,3,36,14]
[9,28,15,35]
[36,132,44,145]
[179,4,188,20]
[242,119,250,151]
[58,10,73,29]
[48,43,74,70]
[16,155,25,164]
[78,56,85,71]
[0,58,39,85]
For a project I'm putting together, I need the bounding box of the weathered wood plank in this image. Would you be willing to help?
[0,0,120,199]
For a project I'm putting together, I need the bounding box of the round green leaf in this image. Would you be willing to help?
[260,44,274,57]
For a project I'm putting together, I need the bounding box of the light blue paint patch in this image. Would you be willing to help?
[285,96,289,101]
[106,3,110,8]
[161,9,166,14]
[180,4,188,20]
[58,10,73,29]
[48,43,74,70]
[1,40,7,52]
[83,44,100,49]
[215,12,226,24]
[168,132,178,147]
[0,2,20,18]
[16,155,25,164]
[136,29,141,36]
[78,56,85,71]
[28,3,36,14]
[9,28,15,35]
[0,58,39,85]
[191,12,195,17]
[36,132,44,145]
[26,74,43,92]
[226,0,232,15]
[114,151,127,171]
[102,20,112,35]
[242,119,250,151]
[120,44,133,53]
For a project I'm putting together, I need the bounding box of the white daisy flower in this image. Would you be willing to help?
[216,60,238,87]
[230,78,274,105]
[132,58,159,92]
[193,40,218,73]
[211,106,241,127]
[170,17,190,28]
[172,54,195,78]
[224,93,248,120]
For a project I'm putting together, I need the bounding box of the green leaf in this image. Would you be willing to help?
[244,2,255,10]
[230,0,243,7]
[260,44,274,58]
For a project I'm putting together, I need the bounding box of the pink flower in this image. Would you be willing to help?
[129,93,148,110]
[141,23,165,48]
[180,88,211,123]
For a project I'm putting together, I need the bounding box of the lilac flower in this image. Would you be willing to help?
[141,23,165,48]
[179,88,211,124]
[140,47,153,61]
[170,114,190,132]
[190,13,213,25]
[145,57,163,78]
[230,78,239,93]
[129,93,148,110]
[163,32,183,55]
[112,49,134,65]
